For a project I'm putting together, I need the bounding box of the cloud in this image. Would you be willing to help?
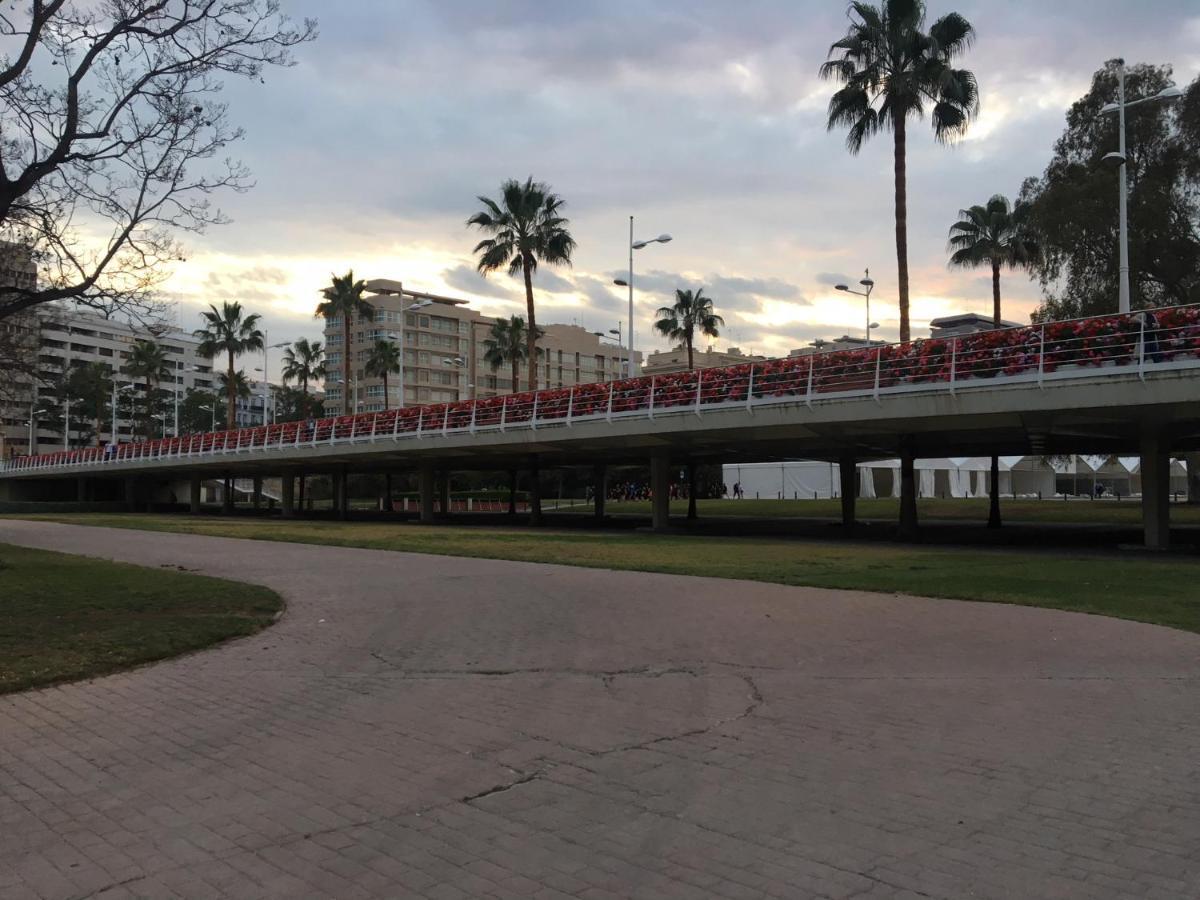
[161,1,1200,358]
[441,264,518,301]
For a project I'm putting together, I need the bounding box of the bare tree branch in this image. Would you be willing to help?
[0,1,317,321]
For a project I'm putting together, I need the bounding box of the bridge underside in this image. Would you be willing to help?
[4,371,1199,549]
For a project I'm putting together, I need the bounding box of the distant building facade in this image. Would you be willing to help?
[643,345,765,376]
[320,280,640,415]
[1,300,218,456]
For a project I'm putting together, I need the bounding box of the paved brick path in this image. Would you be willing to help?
[1,521,1199,899]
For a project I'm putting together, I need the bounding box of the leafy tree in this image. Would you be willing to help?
[820,0,979,341]
[483,316,540,393]
[124,339,171,438]
[315,271,372,414]
[364,340,402,411]
[0,3,315,322]
[654,288,725,371]
[66,361,114,445]
[195,301,264,428]
[946,194,1040,529]
[469,178,576,390]
[179,388,225,433]
[1021,62,1200,320]
[272,384,322,423]
[281,338,325,394]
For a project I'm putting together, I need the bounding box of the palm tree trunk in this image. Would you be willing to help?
[522,256,538,392]
[511,359,519,394]
[343,324,351,416]
[382,372,389,411]
[988,262,1003,529]
[226,350,236,429]
[991,261,1002,327]
[893,116,910,343]
[687,336,694,372]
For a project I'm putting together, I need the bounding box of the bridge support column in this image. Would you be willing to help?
[651,453,670,533]
[280,475,295,519]
[899,441,918,540]
[1140,431,1170,550]
[593,463,607,520]
[252,476,263,511]
[124,477,138,512]
[189,475,202,515]
[76,477,90,503]
[221,477,234,515]
[438,472,451,517]
[508,469,518,516]
[334,468,348,521]
[686,461,698,521]
[839,455,856,532]
[529,458,542,526]
[419,465,436,524]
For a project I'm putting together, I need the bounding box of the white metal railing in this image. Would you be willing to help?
[5,305,1200,476]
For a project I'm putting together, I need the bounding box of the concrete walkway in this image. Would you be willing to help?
[1,520,1199,900]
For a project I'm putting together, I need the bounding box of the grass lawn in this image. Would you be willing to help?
[11,513,1200,635]
[594,497,1200,525]
[0,543,282,694]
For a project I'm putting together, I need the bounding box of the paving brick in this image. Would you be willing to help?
[2,521,1200,900]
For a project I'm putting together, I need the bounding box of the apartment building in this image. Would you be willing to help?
[0,304,219,457]
[321,279,640,415]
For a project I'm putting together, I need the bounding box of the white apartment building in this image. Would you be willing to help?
[1,306,218,457]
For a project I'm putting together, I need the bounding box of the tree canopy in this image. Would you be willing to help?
[1021,61,1200,320]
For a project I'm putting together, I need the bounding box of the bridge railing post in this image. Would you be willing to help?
[499,400,506,433]
[1138,315,1146,381]
[694,370,703,416]
[567,386,574,427]
[470,401,477,434]
[873,346,882,401]
[606,382,613,422]
[531,392,539,431]
[442,404,449,437]
[1038,326,1045,388]
[806,356,814,408]
[648,376,656,421]
[950,339,957,396]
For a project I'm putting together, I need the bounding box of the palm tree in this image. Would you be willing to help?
[124,338,171,438]
[654,288,724,522]
[947,193,1041,530]
[483,316,540,393]
[195,301,264,428]
[948,194,1041,326]
[820,0,979,342]
[281,338,326,395]
[364,340,402,411]
[468,177,576,391]
[654,288,725,371]
[217,370,251,425]
[315,271,372,414]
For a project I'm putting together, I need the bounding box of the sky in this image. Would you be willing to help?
[159,0,1200,361]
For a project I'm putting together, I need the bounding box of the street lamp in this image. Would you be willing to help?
[261,334,290,424]
[442,356,474,399]
[620,217,672,375]
[835,268,877,342]
[592,325,624,379]
[1097,59,1183,313]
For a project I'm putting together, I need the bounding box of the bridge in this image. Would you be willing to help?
[4,306,1200,549]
